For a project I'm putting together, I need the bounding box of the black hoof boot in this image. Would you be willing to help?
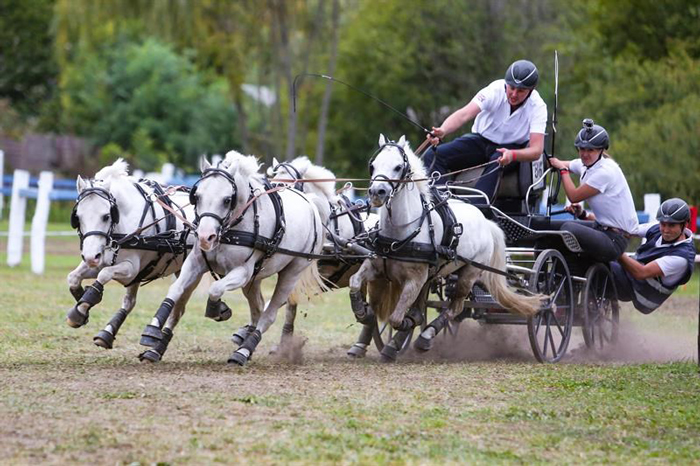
[140,298,174,347]
[347,323,374,358]
[66,306,89,328]
[350,290,376,325]
[94,330,114,349]
[231,324,256,346]
[205,298,232,322]
[228,329,262,366]
[140,325,163,347]
[413,334,433,352]
[93,308,129,349]
[139,348,162,362]
[380,340,399,362]
[138,328,172,363]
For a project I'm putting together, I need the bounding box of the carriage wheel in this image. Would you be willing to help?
[372,320,414,354]
[527,249,575,363]
[582,263,619,349]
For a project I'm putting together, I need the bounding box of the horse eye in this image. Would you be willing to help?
[394,164,402,172]
[102,214,110,222]
[223,197,232,207]
[369,164,375,175]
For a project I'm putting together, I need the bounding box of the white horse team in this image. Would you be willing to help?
[68,138,543,364]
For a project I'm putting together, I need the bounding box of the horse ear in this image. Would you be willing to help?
[272,157,279,168]
[76,175,87,194]
[200,155,211,172]
[378,134,387,147]
[398,135,407,147]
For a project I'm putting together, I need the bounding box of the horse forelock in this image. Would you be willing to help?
[94,158,129,182]
[379,142,429,196]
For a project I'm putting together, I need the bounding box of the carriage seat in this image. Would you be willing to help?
[452,153,547,214]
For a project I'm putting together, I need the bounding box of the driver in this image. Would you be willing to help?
[611,198,696,314]
[423,59,547,201]
[548,119,638,262]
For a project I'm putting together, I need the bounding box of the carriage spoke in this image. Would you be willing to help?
[542,313,551,358]
[548,316,558,359]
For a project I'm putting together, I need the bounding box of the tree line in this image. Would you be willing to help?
[1,0,698,206]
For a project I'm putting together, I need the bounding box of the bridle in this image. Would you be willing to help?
[71,186,120,251]
[368,142,413,202]
[189,167,239,233]
[271,161,304,192]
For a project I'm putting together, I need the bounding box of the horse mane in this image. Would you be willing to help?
[223,150,263,181]
[402,142,429,196]
[290,156,337,199]
[94,158,129,181]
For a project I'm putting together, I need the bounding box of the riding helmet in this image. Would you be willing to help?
[574,118,609,150]
[504,60,539,89]
[656,198,691,224]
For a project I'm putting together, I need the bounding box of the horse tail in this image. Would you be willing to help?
[482,221,544,316]
[288,260,329,305]
[368,277,400,322]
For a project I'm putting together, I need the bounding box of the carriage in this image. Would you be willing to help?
[349,141,620,364]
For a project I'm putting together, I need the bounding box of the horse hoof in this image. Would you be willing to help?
[93,331,114,349]
[414,335,433,352]
[380,344,398,362]
[228,351,249,366]
[216,309,232,322]
[138,349,162,363]
[347,343,368,358]
[140,325,163,347]
[269,344,279,355]
[66,306,89,328]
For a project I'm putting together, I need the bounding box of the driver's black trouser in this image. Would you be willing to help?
[421,133,526,201]
[561,221,629,262]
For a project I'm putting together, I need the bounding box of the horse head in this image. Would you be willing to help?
[194,151,260,251]
[368,134,426,207]
[72,159,128,268]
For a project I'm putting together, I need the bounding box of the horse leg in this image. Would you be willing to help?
[232,280,264,346]
[270,302,296,355]
[381,280,428,361]
[66,261,137,328]
[348,260,382,325]
[93,284,139,349]
[415,266,479,352]
[139,274,201,362]
[228,266,300,366]
[141,253,206,348]
[347,283,375,358]
[66,261,97,303]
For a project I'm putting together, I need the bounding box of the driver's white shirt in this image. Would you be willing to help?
[470,79,548,145]
[635,223,693,285]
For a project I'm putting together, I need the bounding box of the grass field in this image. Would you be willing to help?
[1,231,700,464]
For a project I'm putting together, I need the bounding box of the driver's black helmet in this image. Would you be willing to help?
[504,60,539,89]
[656,198,691,224]
[574,118,609,150]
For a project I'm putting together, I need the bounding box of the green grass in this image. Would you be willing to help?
[1,246,700,464]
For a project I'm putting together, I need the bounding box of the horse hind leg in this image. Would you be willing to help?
[270,302,296,355]
[94,284,139,349]
[415,266,478,352]
[229,266,302,366]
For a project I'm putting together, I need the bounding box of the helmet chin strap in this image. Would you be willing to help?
[583,149,605,169]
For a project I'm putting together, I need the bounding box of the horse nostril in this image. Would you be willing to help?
[94,253,101,261]
[207,234,217,243]
[377,188,387,197]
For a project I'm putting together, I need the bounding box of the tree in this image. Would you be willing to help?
[60,38,238,170]
[0,0,57,115]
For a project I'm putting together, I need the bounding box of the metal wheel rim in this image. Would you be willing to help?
[527,249,574,363]
[582,264,620,349]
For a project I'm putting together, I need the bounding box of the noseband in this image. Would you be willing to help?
[190,168,239,230]
[71,186,120,249]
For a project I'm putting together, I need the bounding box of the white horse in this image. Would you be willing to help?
[349,135,544,360]
[139,150,327,365]
[267,156,380,356]
[67,159,195,353]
